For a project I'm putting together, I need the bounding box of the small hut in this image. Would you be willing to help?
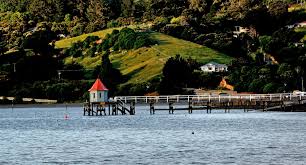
[88,78,109,103]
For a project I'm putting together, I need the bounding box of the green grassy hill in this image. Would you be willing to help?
[55,27,124,49]
[56,29,233,84]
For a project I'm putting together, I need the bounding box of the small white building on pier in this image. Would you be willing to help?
[88,78,109,103]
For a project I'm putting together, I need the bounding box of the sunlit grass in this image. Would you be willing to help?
[295,27,306,41]
[55,24,148,49]
[288,4,306,13]
[55,27,123,49]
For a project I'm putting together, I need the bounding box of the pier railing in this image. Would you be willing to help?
[114,93,306,104]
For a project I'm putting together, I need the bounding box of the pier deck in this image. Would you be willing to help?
[83,93,306,116]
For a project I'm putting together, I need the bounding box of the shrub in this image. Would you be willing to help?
[86,46,97,57]
[107,20,119,28]
[263,82,279,93]
[134,33,155,49]
[83,36,99,49]
[170,16,181,24]
[71,23,85,37]
[154,17,169,25]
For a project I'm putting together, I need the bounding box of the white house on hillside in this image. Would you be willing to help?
[200,62,228,73]
[296,21,306,28]
[233,26,249,37]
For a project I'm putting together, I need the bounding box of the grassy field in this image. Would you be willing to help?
[58,30,233,84]
[288,4,306,13]
[55,25,148,48]
[55,27,124,49]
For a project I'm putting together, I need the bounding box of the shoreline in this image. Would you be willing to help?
[0,103,83,109]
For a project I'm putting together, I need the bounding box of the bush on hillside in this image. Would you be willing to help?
[71,23,85,37]
[83,36,99,48]
[107,20,120,28]
[101,28,157,51]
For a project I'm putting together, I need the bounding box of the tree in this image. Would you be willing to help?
[243,5,270,35]
[219,0,254,20]
[259,35,272,53]
[99,50,124,95]
[86,0,110,30]
[121,0,134,17]
[0,30,7,55]
[268,0,289,31]
[28,0,65,22]
[188,0,207,13]
[21,23,56,56]
[159,55,199,94]
[277,63,296,90]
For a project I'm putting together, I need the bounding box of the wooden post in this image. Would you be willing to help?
[116,104,118,115]
[210,104,212,113]
[169,102,174,114]
[188,102,192,114]
[150,103,154,115]
[83,105,86,116]
[112,104,116,115]
[96,105,98,116]
[130,102,135,115]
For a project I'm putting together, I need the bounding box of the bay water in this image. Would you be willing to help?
[0,105,305,164]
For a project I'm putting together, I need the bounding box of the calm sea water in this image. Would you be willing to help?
[0,105,306,165]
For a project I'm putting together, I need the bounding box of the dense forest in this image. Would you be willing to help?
[0,0,305,103]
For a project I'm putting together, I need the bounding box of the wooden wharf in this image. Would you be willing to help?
[83,93,306,116]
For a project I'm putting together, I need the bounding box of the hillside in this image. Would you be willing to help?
[57,30,233,84]
[55,27,124,49]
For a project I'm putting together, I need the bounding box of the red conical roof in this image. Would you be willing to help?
[88,78,108,91]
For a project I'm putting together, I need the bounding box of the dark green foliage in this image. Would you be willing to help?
[64,36,101,58]
[98,50,124,96]
[159,55,200,95]
[0,30,7,55]
[86,46,96,57]
[64,41,83,58]
[117,28,136,49]
[107,20,120,28]
[96,28,157,51]
[71,23,85,37]
[263,82,280,94]
[83,36,99,48]
[15,55,58,81]
[62,63,84,80]
[21,23,56,56]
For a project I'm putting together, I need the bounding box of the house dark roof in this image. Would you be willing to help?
[88,78,108,91]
